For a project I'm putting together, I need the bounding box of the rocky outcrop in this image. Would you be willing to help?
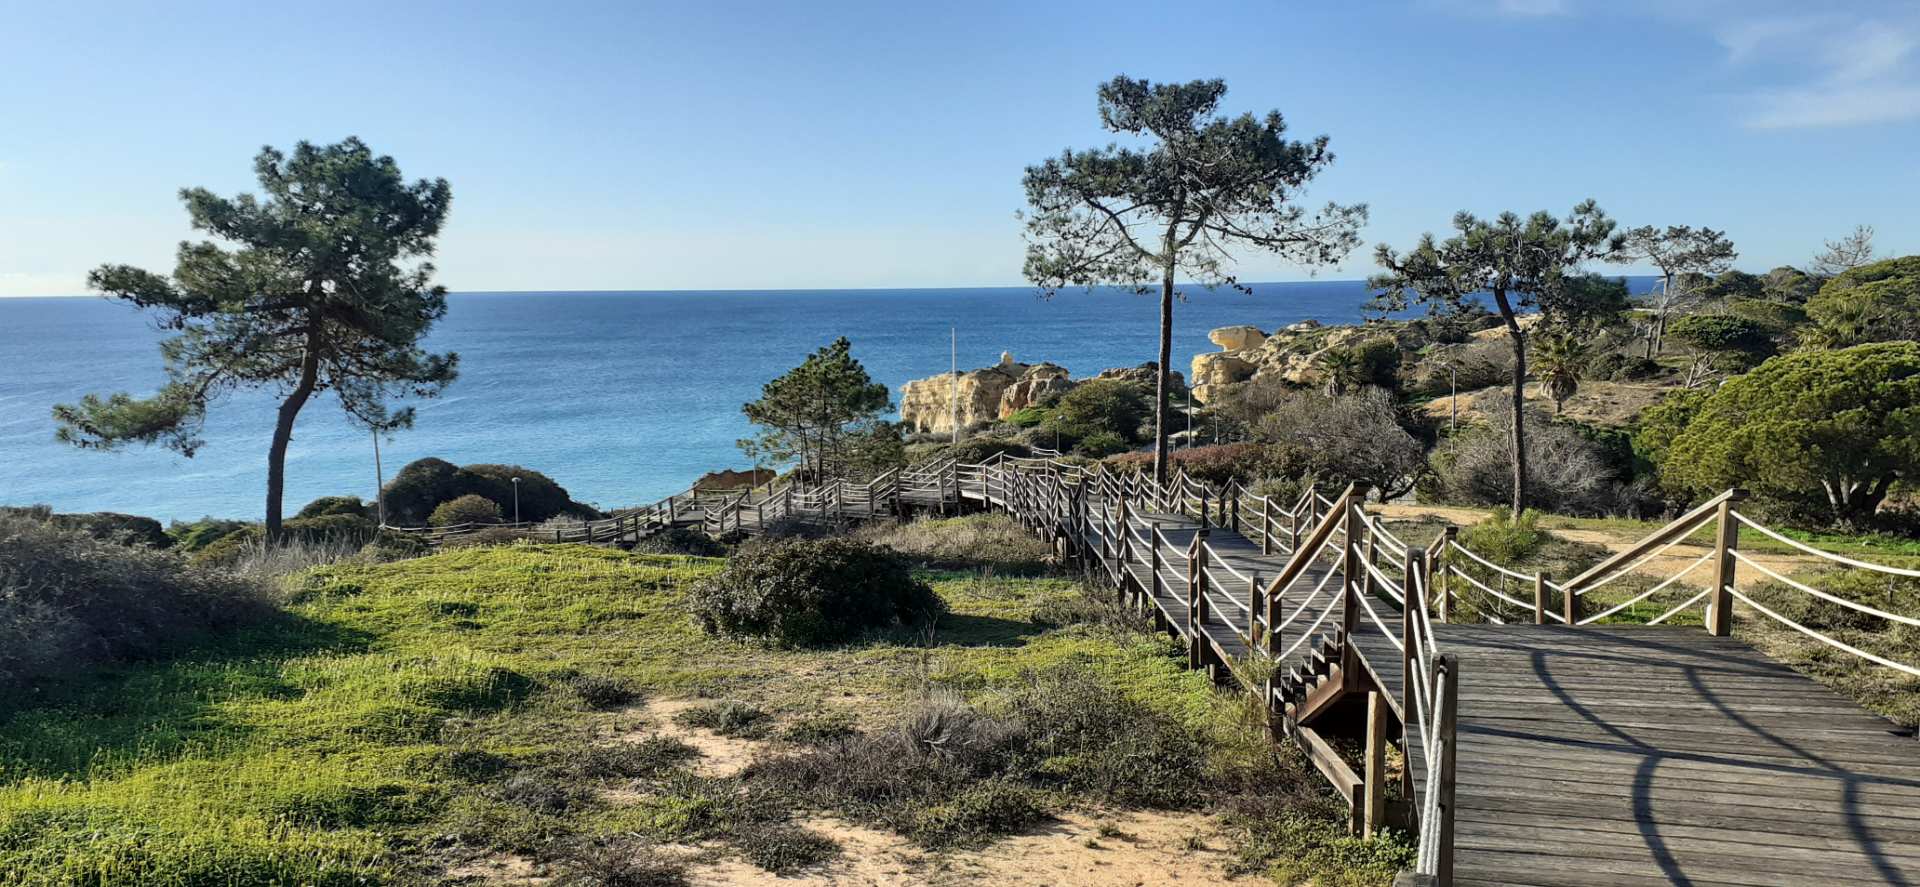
[898,358,1187,434]
[693,468,776,491]
[1188,320,1377,403]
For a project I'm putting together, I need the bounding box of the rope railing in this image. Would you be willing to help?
[1732,512,1920,578]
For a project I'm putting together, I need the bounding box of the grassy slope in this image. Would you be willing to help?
[0,538,1401,885]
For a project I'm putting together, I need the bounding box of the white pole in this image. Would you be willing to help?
[372,430,386,527]
[950,325,959,445]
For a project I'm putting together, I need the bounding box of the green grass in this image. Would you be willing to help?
[0,542,1395,885]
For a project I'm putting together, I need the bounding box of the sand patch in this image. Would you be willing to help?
[627,697,765,777]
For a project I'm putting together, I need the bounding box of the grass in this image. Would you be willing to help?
[0,541,1396,885]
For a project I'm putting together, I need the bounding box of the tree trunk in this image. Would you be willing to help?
[1492,288,1528,514]
[264,332,322,543]
[1153,260,1174,485]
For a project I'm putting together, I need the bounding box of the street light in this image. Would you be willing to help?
[510,477,522,524]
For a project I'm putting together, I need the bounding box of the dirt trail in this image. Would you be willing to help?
[1372,502,1821,583]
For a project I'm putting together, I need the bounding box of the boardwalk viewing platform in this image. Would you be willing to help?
[401,452,1920,885]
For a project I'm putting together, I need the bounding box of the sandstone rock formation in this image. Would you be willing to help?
[1188,320,1376,403]
[693,468,776,491]
[898,358,1185,434]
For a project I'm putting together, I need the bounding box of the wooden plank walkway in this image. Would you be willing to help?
[965,471,1920,887]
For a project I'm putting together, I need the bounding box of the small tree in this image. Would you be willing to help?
[1531,333,1588,414]
[1370,202,1622,512]
[52,138,456,541]
[1804,256,1920,347]
[1614,225,1737,357]
[1661,342,1920,527]
[739,338,891,484]
[1667,314,1777,375]
[1810,224,1879,277]
[1022,75,1365,483]
[1255,387,1424,500]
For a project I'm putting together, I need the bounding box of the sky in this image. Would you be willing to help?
[1,0,1916,297]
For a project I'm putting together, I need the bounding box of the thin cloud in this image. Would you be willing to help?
[1714,13,1920,128]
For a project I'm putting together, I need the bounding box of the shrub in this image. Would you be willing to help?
[1075,431,1131,458]
[295,495,372,520]
[1103,443,1276,486]
[1043,379,1152,445]
[0,514,268,687]
[1426,401,1620,514]
[854,513,1052,574]
[573,737,699,779]
[168,517,252,552]
[283,513,379,546]
[630,526,726,557]
[673,700,772,738]
[430,494,503,528]
[1254,388,1425,500]
[1668,313,1778,371]
[906,438,1031,466]
[566,673,641,709]
[1457,508,1549,566]
[555,837,689,887]
[381,458,595,526]
[4,507,174,549]
[687,539,943,647]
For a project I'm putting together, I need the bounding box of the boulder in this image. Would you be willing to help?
[693,468,776,491]
[1093,362,1185,391]
[1189,352,1258,404]
[1209,325,1267,351]
[999,362,1075,417]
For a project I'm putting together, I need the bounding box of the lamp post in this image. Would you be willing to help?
[511,477,521,524]
[371,430,387,527]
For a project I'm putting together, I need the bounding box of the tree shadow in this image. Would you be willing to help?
[0,611,375,780]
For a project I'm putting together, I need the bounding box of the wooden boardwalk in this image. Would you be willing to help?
[963,459,1920,887]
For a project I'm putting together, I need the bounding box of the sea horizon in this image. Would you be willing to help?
[0,279,1653,522]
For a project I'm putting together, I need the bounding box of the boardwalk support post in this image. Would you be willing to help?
[1439,526,1458,623]
[1533,573,1547,625]
[1188,528,1210,670]
[1363,691,1387,837]
[1341,493,1364,688]
[1707,489,1747,637]
[1435,654,1459,886]
[1560,571,1578,626]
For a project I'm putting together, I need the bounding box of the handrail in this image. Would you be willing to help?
[1560,489,1739,591]
[1733,512,1920,578]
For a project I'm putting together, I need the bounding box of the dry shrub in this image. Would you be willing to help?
[854,513,1052,574]
[1426,400,1621,514]
[0,513,270,687]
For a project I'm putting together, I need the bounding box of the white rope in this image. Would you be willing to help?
[1448,564,1533,615]
[1448,540,1536,582]
[1276,597,1338,662]
[1569,532,1694,597]
[1726,587,1920,678]
[1578,550,1717,625]
[1731,550,1920,628]
[1647,587,1710,625]
[1733,512,1920,578]
[1353,582,1406,652]
[1359,556,1408,606]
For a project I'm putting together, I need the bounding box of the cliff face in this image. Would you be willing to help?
[1189,320,1374,403]
[898,356,1182,433]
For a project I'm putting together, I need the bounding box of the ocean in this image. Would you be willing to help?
[0,281,1644,523]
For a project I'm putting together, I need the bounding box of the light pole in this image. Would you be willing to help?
[371,430,387,527]
[511,477,521,524]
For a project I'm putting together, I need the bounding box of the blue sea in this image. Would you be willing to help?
[0,281,1643,522]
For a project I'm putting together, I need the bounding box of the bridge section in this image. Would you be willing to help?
[962,455,1920,887]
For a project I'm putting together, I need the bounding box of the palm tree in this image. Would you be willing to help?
[1316,346,1364,398]
[1532,333,1589,414]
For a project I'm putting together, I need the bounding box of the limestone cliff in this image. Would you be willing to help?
[898,356,1184,433]
[1189,320,1374,403]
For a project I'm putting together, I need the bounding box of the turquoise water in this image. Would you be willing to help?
[0,282,1644,522]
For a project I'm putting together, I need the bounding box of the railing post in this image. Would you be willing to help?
[1362,520,1379,601]
[1248,571,1262,650]
[1189,527,1209,670]
[1706,489,1746,637]
[1435,654,1459,886]
[1363,691,1387,838]
[1289,503,1302,553]
[1149,521,1164,608]
[1260,496,1273,555]
[1560,573,1579,626]
[668,496,678,525]
[1440,526,1458,623]
[1341,495,1363,684]
[1532,573,1547,625]
[1401,551,1420,805]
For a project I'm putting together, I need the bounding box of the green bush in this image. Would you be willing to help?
[2,507,175,549]
[854,512,1053,574]
[381,458,594,526]
[283,513,379,547]
[0,514,267,687]
[1005,406,1050,428]
[1074,430,1131,458]
[1103,443,1276,486]
[1043,379,1152,446]
[295,496,372,520]
[687,538,942,647]
[906,438,1031,466]
[168,517,252,552]
[430,494,503,528]
[1457,508,1549,566]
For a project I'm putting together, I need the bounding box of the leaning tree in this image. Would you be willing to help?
[738,337,892,485]
[1021,75,1366,482]
[54,138,457,540]
[1614,225,1737,357]
[1370,202,1622,512]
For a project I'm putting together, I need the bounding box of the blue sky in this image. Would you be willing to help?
[1,0,1915,296]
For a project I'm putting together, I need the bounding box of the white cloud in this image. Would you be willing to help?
[1711,12,1920,128]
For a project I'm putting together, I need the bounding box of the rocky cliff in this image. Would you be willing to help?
[1189,320,1378,403]
[898,354,1181,434]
